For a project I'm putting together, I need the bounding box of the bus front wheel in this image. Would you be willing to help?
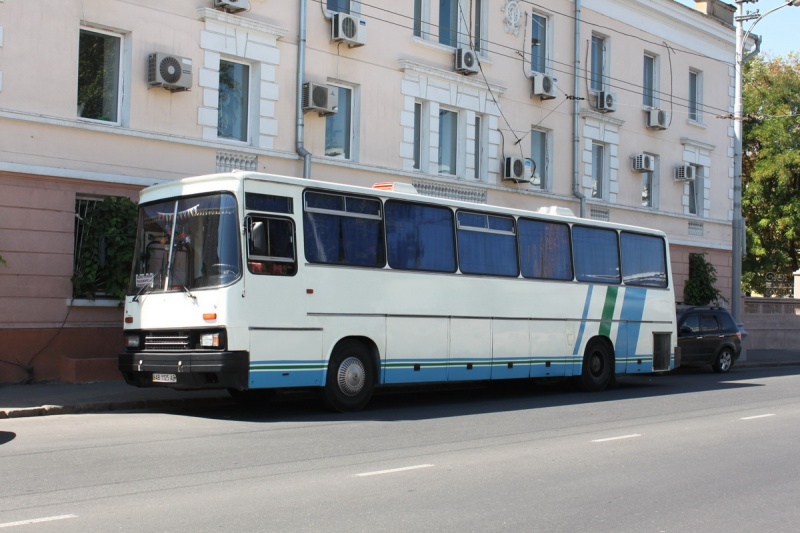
[577,340,613,392]
[323,341,375,412]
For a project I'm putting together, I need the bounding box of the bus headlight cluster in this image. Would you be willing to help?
[200,333,220,348]
[125,335,141,349]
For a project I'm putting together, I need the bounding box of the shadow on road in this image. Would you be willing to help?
[172,365,800,424]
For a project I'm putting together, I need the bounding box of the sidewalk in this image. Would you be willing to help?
[1,349,798,419]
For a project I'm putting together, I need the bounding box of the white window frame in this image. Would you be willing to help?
[325,83,358,161]
[470,112,488,181]
[530,128,551,190]
[217,58,253,144]
[530,11,551,74]
[590,34,608,93]
[688,69,703,123]
[688,165,704,216]
[325,0,361,16]
[438,107,460,176]
[414,0,484,51]
[643,53,659,108]
[591,142,607,200]
[641,153,659,209]
[77,27,125,126]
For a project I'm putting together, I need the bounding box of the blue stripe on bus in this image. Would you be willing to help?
[573,285,594,356]
[616,287,647,372]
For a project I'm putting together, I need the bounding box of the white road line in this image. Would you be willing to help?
[0,515,78,529]
[592,434,642,443]
[741,414,776,420]
[355,464,434,477]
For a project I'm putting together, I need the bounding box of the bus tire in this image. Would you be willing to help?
[577,340,613,392]
[323,341,375,412]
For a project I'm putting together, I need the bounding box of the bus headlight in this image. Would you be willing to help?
[200,333,220,348]
[125,335,141,349]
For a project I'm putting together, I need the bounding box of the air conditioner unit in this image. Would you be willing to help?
[675,164,697,181]
[503,157,533,183]
[596,91,617,112]
[332,13,367,47]
[632,154,655,173]
[213,0,250,13]
[302,82,338,116]
[647,108,670,129]
[532,72,557,100]
[147,53,192,92]
[454,47,479,75]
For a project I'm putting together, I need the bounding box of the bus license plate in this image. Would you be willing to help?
[153,373,177,383]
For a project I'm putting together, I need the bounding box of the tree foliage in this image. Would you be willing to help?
[684,253,724,306]
[742,54,800,295]
[71,196,137,300]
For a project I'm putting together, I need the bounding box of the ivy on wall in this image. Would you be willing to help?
[72,196,137,300]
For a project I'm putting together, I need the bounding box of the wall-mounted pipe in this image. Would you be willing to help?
[296,0,312,178]
[572,0,586,218]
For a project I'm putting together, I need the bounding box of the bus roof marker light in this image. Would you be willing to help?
[203,313,217,321]
[372,182,418,195]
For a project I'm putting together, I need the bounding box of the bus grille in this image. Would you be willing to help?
[144,331,190,350]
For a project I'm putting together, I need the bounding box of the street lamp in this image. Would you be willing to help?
[732,0,798,323]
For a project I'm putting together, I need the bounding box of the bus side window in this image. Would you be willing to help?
[247,216,297,276]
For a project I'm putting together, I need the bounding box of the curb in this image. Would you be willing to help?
[0,396,233,420]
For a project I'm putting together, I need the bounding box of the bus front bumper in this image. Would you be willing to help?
[118,351,249,390]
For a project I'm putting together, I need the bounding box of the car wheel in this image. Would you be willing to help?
[712,347,735,373]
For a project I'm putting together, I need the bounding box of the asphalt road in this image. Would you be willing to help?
[2,366,800,532]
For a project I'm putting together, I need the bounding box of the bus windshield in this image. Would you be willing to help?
[128,193,241,295]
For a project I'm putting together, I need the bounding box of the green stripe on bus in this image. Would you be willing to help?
[599,285,618,337]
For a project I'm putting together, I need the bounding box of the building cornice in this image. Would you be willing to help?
[398,59,507,95]
[196,7,288,38]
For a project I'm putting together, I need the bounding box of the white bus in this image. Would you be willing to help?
[119,171,678,411]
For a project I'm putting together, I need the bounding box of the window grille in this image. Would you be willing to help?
[412,181,487,204]
[216,151,257,173]
[590,205,609,221]
[688,221,704,236]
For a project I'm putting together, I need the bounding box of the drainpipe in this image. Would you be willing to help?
[296,0,312,178]
[572,0,586,218]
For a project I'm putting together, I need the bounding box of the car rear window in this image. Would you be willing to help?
[717,312,735,330]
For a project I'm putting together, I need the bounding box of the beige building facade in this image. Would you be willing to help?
[0,0,738,383]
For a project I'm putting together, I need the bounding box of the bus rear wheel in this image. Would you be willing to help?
[323,341,375,412]
[577,340,613,392]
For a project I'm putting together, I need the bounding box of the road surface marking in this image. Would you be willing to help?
[0,515,77,528]
[355,464,434,477]
[741,414,776,420]
[592,434,642,443]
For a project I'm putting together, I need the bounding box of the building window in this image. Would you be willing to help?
[530,129,548,190]
[218,60,250,142]
[590,35,606,92]
[327,0,349,13]
[591,142,605,199]
[531,13,548,73]
[414,0,424,38]
[688,166,702,215]
[413,102,422,170]
[439,109,458,175]
[473,115,482,180]
[642,171,654,208]
[473,0,484,52]
[77,29,121,123]
[439,0,458,47]
[643,54,656,107]
[689,69,702,122]
[326,85,352,159]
